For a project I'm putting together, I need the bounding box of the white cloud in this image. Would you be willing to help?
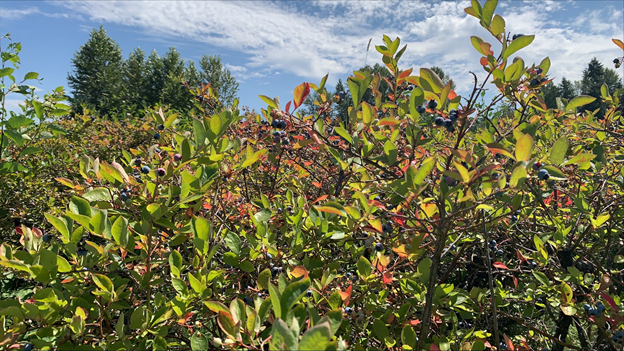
[35,0,623,98]
[0,5,81,20]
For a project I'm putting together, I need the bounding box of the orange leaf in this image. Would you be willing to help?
[285,101,292,114]
[314,206,344,216]
[513,276,518,289]
[447,89,457,100]
[406,319,420,326]
[337,285,352,306]
[480,57,489,66]
[293,82,311,110]
[383,271,393,284]
[392,245,409,258]
[504,334,515,351]
[398,68,413,80]
[291,265,309,279]
[613,38,624,51]
[61,278,74,284]
[493,262,508,269]
[312,182,322,188]
[312,195,328,204]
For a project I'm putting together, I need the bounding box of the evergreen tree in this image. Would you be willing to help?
[67,25,124,117]
[541,81,559,109]
[559,77,577,101]
[144,50,166,107]
[161,47,188,111]
[122,47,147,117]
[198,55,239,107]
[579,57,623,118]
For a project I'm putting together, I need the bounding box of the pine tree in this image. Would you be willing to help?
[198,55,239,107]
[144,50,166,107]
[580,58,623,118]
[122,47,147,117]
[67,25,124,117]
[161,47,188,111]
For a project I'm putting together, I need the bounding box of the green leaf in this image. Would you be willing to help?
[193,118,208,147]
[225,231,241,256]
[373,318,390,340]
[510,166,527,188]
[316,309,343,337]
[481,0,498,26]
[384,140,398,165]
[111,216,129,248]
[204,301,230,315]
[409,87,425,119]
[298,322,331,351]
[401,325,417,349]
[515,133,534,161]
[269,283,282,319]
[258,95,277,109]
[83,188,112,202]
[169,250,183,278]
[172,278,188,295]
[217,311,239,340]
[45,214,69,242]
[357,256,372,279]
[490,14,505,37]
[563,153,596,166]
[57,256,72,272]
[333,127,352,144]
[116,313,125,338]
[560,281,573,304]
[280,278,310,317]
[92,274,114,292]
[153,336,167,351]
[191,333,208,351]
[565,95,596,112]
[0,67,14,78]
[406,157,435,190]
[549,137,568,166]
[420,68,444,93]
[532,270,549,286]
[503,35,535,60]
[271,319,298,351]
[258,269,271,290]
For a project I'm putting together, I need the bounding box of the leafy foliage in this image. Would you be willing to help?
[2,3,624,351]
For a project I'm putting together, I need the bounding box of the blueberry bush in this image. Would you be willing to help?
[2,1,624,350]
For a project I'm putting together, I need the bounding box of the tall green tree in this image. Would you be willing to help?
[67,26,124,117]
[144,50,166,107]
[579,57,623,117]
[198,55,239,107]
[161,47,190,111]
[122,47,148,117]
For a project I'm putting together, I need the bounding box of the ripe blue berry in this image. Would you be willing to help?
[24,343,35,351]
[443,119,453,128]
[434,117,444,126]
[344,307,353,314]
[141,166,150,174]
[157,168,166,177]
[537,169,549,180]
[158,124,164,131]
[42,234,51,243]
[417,105,426,114]
[428,100,438,109]
[306,290,313,297]
[375,243,384,252]
[153,133,160,140]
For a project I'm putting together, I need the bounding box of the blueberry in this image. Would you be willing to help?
[427,100,438,110]
[157,168,166,177]
[24,343,35,351]
[530,261,537,269]
[158,124,164,131]
[243,296,253,306]
[434,117,444,126]
[497,249,504,256]
[530,79,540,86]
[42,234,51,243]
[382,224,392,233]
[445,124,455,133]
[500,342,508,350]
[417,105,426,114]
[77,248,88,256]
[537,169,549,180]
[344,307,353,314]
[445,176,456,186]
[346,272,352,278]
[536,68,543,75]
[597,304,606,312]
[512,34,524,40]
[374,196,381,201]
[134,159,141,167]
[375,243,384,252]
[141,166,150,174]
[614,58,620,64]
[174,154,182,161]
[532,162,542,170]
[386,204,394,210]
[489,240,497,248]
[449,113,458,123]
[458,321,465,329]
[153,132,160,140]
[540,77,548,83]
[306,290,313,297]
[121,193,129,202]
[443,119,453,128]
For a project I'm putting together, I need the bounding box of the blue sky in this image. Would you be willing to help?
[1,0,623,115]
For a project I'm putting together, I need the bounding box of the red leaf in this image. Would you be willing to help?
[15,227,23,235]
[599,292,619,312]
[447,89,457,100]
[493,262,508,269]
[513,276,518,289]
[285,101,291,114]
[430,344,441,351]
[406,319,420,326]
[293,82,310,110]
[480,57,489,66]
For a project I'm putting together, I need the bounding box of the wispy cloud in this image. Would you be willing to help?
[0,5,81,20]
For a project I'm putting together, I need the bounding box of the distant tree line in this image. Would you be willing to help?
[541,57,623,118]
[67,26,240,118]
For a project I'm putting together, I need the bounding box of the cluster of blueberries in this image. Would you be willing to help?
[434,109,459,133]
[488,240,504,257]
[153,124,164,140]
[612,330,624,344]
[271,119,287,129]
[272,130,289,145]
[583,301,606,317]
